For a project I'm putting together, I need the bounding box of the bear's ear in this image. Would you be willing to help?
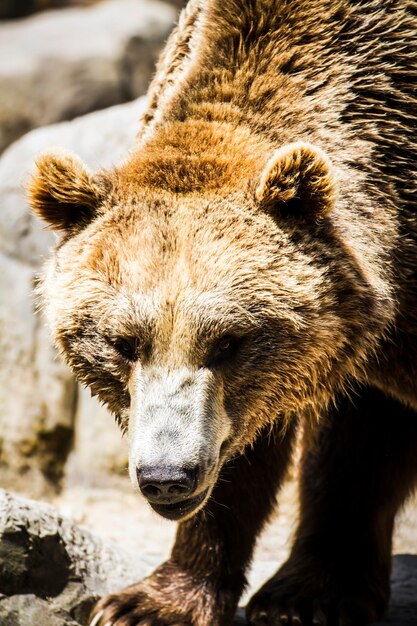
[27,151,106,233]
[255,142,336,219]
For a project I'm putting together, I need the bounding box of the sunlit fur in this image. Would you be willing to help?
[27,0,416,624]
[35,179,391,450]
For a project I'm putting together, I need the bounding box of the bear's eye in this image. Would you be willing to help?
[111,336,138,362]
[208,335,241,367]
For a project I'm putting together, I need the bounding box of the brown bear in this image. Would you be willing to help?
[27,0,417,625]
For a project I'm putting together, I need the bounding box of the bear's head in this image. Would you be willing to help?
[28,141,385,520]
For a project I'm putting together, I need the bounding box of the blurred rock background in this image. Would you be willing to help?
[0,2,183,606]
[0,2,415,624]
[0,0,178,153]
[0,0,181,497]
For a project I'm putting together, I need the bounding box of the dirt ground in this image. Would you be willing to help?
[53,474,417,601]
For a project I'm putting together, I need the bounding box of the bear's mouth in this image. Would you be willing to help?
[149,488,209,521]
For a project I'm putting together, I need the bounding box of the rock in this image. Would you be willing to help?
[0,0,176,152]
[165,0,187,7]
[0,489,158,626]
[65,386,129,489]
[0,595,81,626]
[0,250,76,497]
[378,555,417,625]
[0,0,37,20]
[0,97,144,496]
[0,1,99,20]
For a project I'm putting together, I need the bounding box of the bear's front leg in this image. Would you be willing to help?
[247,387,417,626]
[89,421,296,626]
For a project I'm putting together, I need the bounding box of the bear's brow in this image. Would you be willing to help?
[189,293,258,332]
[98,290,259,338]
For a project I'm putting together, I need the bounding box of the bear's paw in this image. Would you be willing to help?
[246,555,389,626]
[89,561,235,626]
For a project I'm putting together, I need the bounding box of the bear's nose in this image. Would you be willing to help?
[136,465,198,503]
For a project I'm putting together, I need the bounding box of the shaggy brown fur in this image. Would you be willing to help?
[28,0,416,625]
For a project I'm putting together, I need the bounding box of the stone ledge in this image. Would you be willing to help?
[0,489,155,625]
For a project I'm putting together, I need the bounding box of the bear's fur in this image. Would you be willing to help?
[28,1,417,625]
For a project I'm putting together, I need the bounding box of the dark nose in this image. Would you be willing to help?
[137,465,198,503]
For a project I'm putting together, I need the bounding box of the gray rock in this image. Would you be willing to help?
[65,386,129,489]
[377,555,417,625]
[0,2,103,21]
[0,98,144,496]
[0,250,76,497]
[0,594,81,626]
[0,489,157,626]
[0,0,176,152]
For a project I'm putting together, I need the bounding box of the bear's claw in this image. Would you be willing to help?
[87,563,218,626]
[247,592,383,626]
[89,610,104,626]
